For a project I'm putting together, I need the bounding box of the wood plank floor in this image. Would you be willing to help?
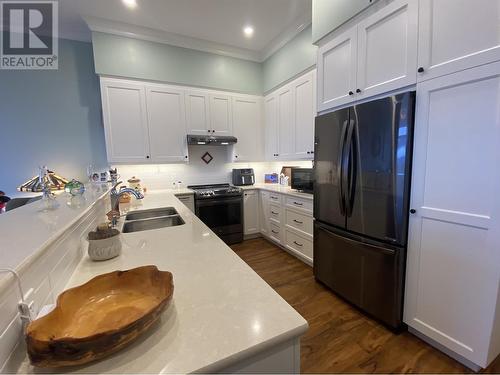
[231,238,500,374]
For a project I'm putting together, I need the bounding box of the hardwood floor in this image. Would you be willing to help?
[231,238,500,374]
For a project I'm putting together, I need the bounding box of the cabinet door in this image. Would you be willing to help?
[277,85,295,159]
[185,91,210,135]
[210,94,233,135]
[293,70,316,159]
[232,97,261,161]
[356,0,418,99]
[418,0,500,82]
[243,190,259,235]
[404,62,500,366]
[146,86,188,162]
[259,191,269,235]
[317,27,357,112]
[264,94,279,160]
[100,80,150,163]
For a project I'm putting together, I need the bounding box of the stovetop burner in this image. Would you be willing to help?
[188,183,242,199]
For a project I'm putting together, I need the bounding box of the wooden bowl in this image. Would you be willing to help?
[26,265,174,368]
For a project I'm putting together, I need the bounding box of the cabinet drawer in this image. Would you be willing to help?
[269,203,281,223]
[285,196,313,212]
[285,209,313,236]
[268,192,282,204]
[285,230,313,261]
[269,222,282,244]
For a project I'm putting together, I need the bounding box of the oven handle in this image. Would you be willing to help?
[195,197,243,207]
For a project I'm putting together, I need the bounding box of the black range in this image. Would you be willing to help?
[188,183,243,245]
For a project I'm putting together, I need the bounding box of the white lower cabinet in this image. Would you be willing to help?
[243,190,259,235]
[284,230,313,264]
[404,61,500,369]
[175,194,194,212]
[253,189,314,266]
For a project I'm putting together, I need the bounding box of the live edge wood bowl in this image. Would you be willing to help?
[25,265,174,368]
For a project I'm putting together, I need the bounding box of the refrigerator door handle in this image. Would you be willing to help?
[344,119,357,217]
[316,222,397,256]
[342,119,354,216]
[337,120,349,216]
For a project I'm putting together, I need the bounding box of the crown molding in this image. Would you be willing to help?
[84,16,262,62]
[259,11,312,62]
[84,11,311,63]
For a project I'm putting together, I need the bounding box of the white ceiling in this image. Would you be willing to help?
[58,0,312,61]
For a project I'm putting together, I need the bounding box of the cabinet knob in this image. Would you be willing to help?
[410,209,417,214]
[307,151,310,154]
[212,130,215,133]
[207,130,211,133]
[356,88,361,93]
[348,91,354,96]
[146,155,150,159]
[418,67,424,73]
[185,156,188,159]
[235,155,238,158]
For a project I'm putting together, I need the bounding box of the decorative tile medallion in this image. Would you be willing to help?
[201,152,213,164]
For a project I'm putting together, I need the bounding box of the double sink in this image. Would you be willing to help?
[122,207,185,233]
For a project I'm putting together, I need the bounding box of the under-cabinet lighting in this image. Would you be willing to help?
[122,0,137,9]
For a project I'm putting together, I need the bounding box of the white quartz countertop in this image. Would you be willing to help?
[7,190,308,374]
[241,183,314,200]
[0,184,111,286]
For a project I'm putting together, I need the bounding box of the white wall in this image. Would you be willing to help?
[113,146,312,190]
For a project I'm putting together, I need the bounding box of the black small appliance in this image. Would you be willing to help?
[291,168,314,193]
[232,168,255,186]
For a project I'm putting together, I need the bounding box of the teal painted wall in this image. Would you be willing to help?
[0,39,107,197]
[312,0,372,43]
[92,32,263,95]
[262,25,317,94]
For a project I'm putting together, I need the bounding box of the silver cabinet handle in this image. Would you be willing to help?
[272,230,279,234]
[293,219,303,224]
[271,211,278,215]
[293,241,303,247]
[271,196,278,200]
[293,201,303,206]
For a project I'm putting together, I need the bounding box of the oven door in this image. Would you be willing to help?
[195,196,243,243]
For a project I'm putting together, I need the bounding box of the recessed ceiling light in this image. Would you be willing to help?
[243,26,254,38]
[122,0,137,9]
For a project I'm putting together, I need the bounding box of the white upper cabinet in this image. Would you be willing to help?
[293,70,316,158]
[264,70,317,161]
[316,0,418,112]
[145,86,188,163]
[101,80,150,163]
[277,86,295,159]
[356,0,418,99]
[185,91,211,135]
[317,27,358,111]
[232,96,262,161]
[209,94,233,135]
[264,94,279,160]
[404,61,500,368]
[417,0,500,82]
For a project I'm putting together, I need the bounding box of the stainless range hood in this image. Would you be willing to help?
[187,135,237,146]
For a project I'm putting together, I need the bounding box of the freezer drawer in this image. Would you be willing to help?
[313,222,405,329]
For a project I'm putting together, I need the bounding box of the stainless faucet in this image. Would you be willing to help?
[109,181,144,226]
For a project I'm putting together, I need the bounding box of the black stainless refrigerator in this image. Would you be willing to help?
[313,91,415,330]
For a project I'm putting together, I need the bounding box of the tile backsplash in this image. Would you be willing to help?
[113,146,312,190]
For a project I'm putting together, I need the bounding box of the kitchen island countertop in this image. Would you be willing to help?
[5,189,308,374]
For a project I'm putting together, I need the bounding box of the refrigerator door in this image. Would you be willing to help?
[345,92,415,246]
[313,108,350,229]
[314,221,405,329]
